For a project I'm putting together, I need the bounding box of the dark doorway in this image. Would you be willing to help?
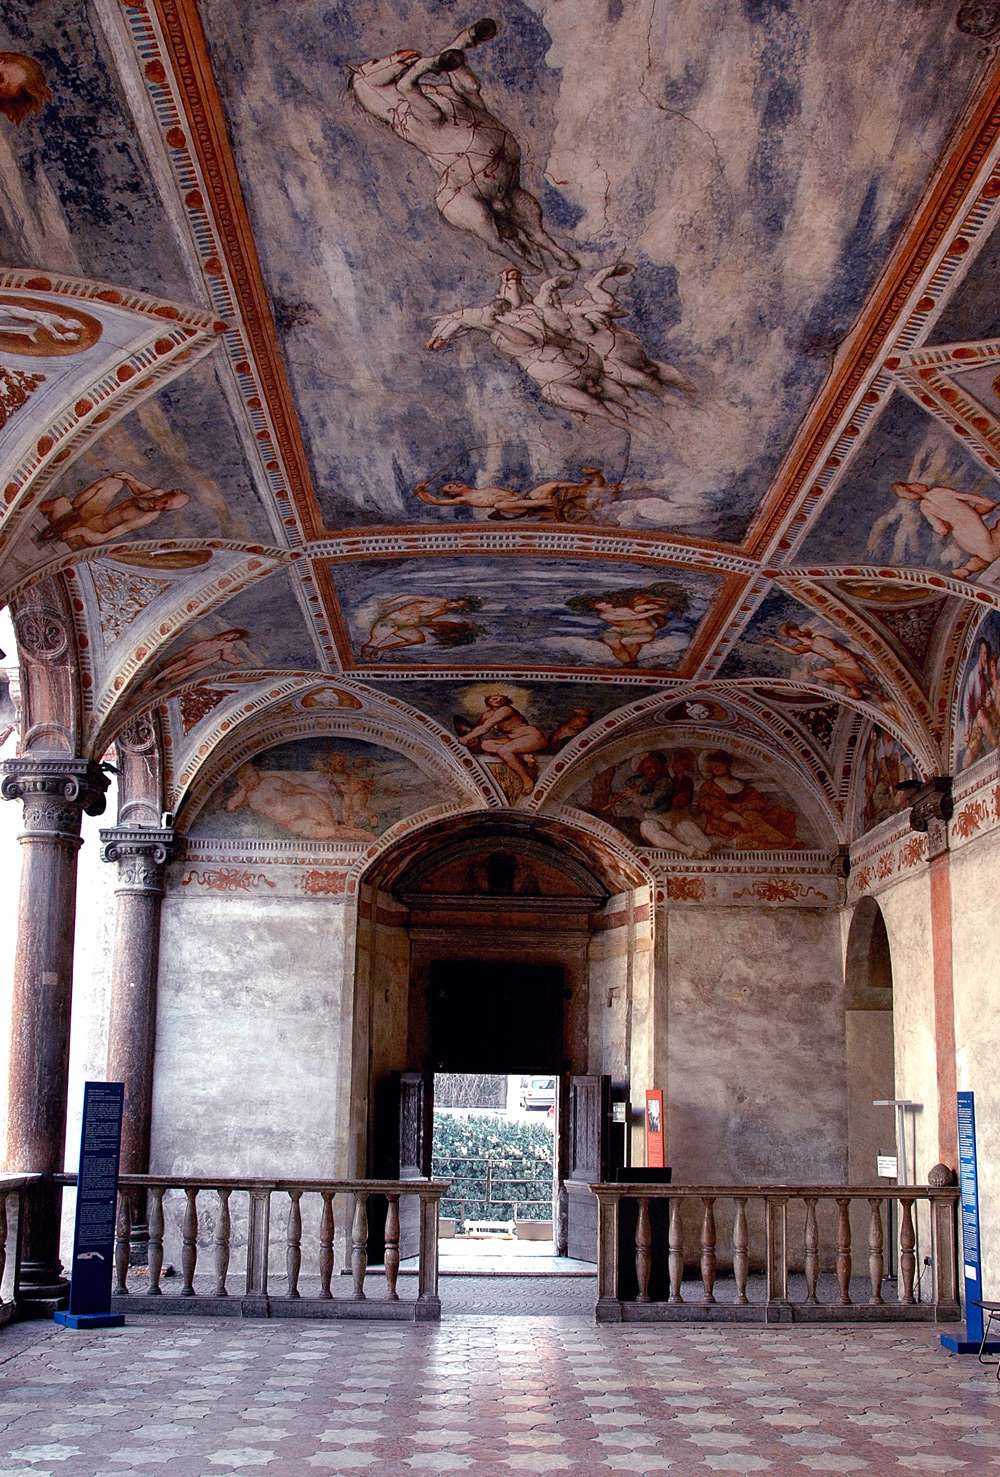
[429,961,564,1074]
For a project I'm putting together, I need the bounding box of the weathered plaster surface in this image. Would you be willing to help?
[665,906,846,1187]
[950,826,1000,1296]
[153,887,354,1178]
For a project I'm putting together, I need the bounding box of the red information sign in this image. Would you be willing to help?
[645,1088,665,1168]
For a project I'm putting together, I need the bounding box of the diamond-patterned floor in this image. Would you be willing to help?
[0,1314,995,1475]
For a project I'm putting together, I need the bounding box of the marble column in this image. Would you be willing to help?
[0,756,108,1312]
[100,826,175,1261]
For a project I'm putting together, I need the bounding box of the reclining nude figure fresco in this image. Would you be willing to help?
[348,19,577,273]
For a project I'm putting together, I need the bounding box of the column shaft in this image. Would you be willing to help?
[101,828,174,1261]
[0,758,108,1311]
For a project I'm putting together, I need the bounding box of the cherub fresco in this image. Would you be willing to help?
[428,266,692,433]
[860,725,916,831]
[194,737,440,842]
[762,622,878,703]
[580,746,804,853]
[225,761,370,841]
[890,480,1000,581]
[38,472,190,550]
[153,629,249,690]
[455,691,548,794]
[414,465,621,524]
[567,581,690,667]
[348,19,577,273]
[956,613,1000,770]
[453,687,593,798]
[359,593,484,661]
[0,53,50,125]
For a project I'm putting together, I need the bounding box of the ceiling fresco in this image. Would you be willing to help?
[4,1,1000,857]
[334,554,722,673]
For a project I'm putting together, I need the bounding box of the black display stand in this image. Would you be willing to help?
[54,1081,125,1330]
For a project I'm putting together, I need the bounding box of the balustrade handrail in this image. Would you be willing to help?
[590,1181,961,1324]
[54,1173,450,1193]
[593,1182,960,1198]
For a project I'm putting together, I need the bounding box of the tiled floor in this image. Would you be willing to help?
[0,1313,996,1475]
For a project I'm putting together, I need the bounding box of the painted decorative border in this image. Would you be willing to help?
[847,812,928,901]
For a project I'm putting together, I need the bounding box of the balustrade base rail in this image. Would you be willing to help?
[592,1183,961,1325]
[109,1292,440,1322]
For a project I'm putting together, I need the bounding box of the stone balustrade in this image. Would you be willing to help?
[55,1174,450,1321]
[590,1183,961,1323]
[0,1174,42,1327]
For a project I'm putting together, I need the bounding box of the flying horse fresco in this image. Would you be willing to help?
[348,17,578,273]
[349,16,695,431]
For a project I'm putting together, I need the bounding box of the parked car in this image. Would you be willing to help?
[520,1076,557,1110]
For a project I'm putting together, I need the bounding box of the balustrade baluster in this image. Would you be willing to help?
[765,1196,789,1306]
[384,1194,400,1300]
[351,1192,368,1300]
[868,1197,885,1305]
[803,1197,819,1305]
[147,1187,164,1296]
[668,1197,684,1303]
[285,1189,302,1299]
[114,1190,132,1296]
[181,1187,198,1296]
[700,1197,717,1304]
[318,1191,334,1299]
[733,1196,749,1305]
[0,1191,7,1304]
[214,1188,231,1297]
[635,1196,652,1303]
[836,1195,853,1306]
[899,1197,916,1305]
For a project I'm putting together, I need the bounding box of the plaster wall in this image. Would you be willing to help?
[153,884,355,1179]
[950,825,1000,1296]
[664,906,847,1187]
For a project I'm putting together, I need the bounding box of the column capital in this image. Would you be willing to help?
[0,757,109,842]
[905,776,953,860]
[100,826,176,894]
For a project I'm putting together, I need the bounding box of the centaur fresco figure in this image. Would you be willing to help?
[429,267,692,431]
[349,19,577,273]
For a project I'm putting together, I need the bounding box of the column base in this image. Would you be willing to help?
[16,1261,70,1318]
[129,1226,150,1266]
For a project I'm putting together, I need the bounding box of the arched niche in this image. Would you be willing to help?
[844,896,896,1188]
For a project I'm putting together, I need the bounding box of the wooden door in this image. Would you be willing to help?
[565,1073,611,1262]
[396,1070,432,1261]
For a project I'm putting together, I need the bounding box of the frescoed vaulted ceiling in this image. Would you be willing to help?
[5,0,1000,860]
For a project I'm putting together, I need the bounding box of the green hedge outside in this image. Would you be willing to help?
[432,1112,554,1223]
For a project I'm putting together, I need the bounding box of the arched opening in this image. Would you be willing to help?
[350,813,654,1267]
[845,896,896,1187]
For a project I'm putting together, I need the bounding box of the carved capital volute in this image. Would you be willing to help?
[905,777,953,860]
[100,826,176,894]
[0,757,109,842]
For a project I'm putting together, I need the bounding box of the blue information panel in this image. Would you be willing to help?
[957,1091,983,1344]
[941,1090,998,1354]
[54,1082,125,1330]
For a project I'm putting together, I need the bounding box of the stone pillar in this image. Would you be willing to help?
[100,826,175,1261]
[0,756,108,1313]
